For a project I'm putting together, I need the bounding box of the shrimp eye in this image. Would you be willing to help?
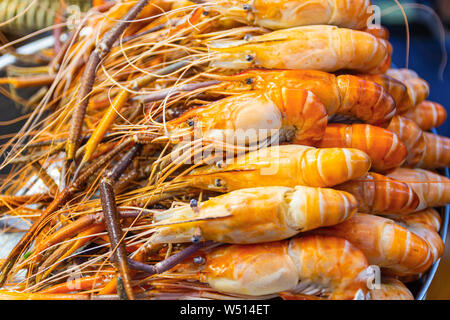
[193,256,205,265]
[187,119,194,126]
[245,78,254,85]
[244,34,252,41]
[215,178,223,187]
[216,160,224,168]
[191,234,201,243]
[203,11,209,16]
[190,199,198,208]
[245,54,254,62]
[243,4,251,10]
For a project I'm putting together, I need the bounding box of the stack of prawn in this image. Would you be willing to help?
[0,0,448,300]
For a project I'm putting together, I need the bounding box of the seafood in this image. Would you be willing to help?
[209,25,391,73]
[386,69,430,107]
[315,213,434,276]
[335,172,419,215]
[387,115,450,169]
[315,123,407,172]
[402,100,447,131]
[359,73,413,113]
[167,87,328,146]
[392,208,442,232]
[390,209,444,265]
[387,168,450,211]
[169,235,370,299]
[387,115,425,167]
[180,145,371,191]
[150,185,357,244]
[66,11,391,167]
[417,132,450,169]
[205,0,373,30]
[0,0,446,301]
[216,69,396,126]
[370,277,414,300]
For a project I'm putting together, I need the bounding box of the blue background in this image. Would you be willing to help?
[375,0,450,137]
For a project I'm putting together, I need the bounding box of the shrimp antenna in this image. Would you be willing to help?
[383,3,447,80]
[390,0,410,69]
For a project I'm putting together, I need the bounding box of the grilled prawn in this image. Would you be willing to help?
[370,277,414,300]
[390,209,444,265]
[402,100,447,131]
[180,145,371,191]
[335,172,419,215]
[204,0,372,30]
[213,69,396,127]
[149,186,357,244]
[387,168,450,211]
[315,213,434,276]
[209,25,391,73]
[387,115,450,169]
[315,124,407,172]
[167,87,328,146]
[386,69,430,107]
[161,235,370,299]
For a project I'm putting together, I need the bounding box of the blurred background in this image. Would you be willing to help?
[0,0,448,299]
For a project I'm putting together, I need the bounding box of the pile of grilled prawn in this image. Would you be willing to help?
[0,0,448,300]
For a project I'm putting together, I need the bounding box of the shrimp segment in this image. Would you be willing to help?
[184,145,371,191]
[417,132,450,169]
[223,69,396,126]
[315,213,433,276]
[386,69,430,107]
[315,124,407,172]
[167,87,328,145]
[198,235,369,299]
[207,0,372,29]
[151,186,357,244]
[359,74,413,113]
[403,101,447,131]
[335,172,419,215]
[387,116,450,169]
[371,277,414,300]
[387,168,450,211]
[387,115,425,167]
[209,25,391,73]
[390,209,444,264]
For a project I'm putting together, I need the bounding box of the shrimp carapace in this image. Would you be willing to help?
[208,25,391,73]
[167,87,328,146]
[182,145,371,191]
